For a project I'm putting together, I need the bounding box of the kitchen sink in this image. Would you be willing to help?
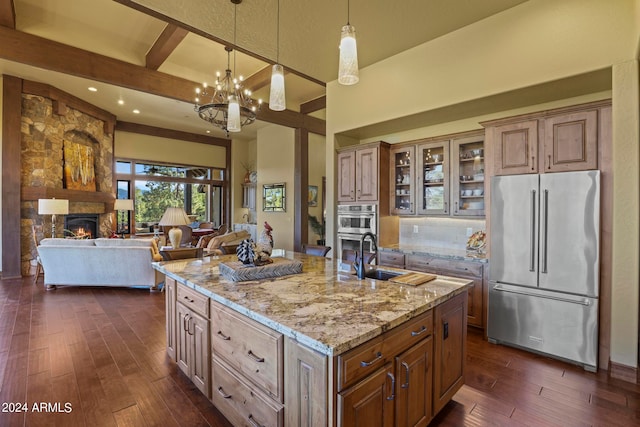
[361,269,403,281]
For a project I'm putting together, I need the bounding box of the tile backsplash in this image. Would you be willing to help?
[399,217,486,250]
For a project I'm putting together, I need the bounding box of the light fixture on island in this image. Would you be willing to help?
[268,0,286,111]
[338,0,359,85]
[194,0,262,136]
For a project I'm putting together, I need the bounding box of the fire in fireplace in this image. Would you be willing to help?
[64,214,99,238]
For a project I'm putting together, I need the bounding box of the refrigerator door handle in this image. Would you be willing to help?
[541,189,549,274]
[529,189,536,272]
[492,284,592,306]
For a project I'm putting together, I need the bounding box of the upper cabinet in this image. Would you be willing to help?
[337,142,390,205]
[485,102,606,176]
[389,131,484,218]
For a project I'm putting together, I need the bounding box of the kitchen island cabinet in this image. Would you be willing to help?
[155,253,471,426]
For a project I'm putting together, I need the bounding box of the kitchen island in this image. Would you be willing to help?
[154,252,472,427]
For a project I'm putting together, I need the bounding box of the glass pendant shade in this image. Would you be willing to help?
[269,64,286,111]
[227,96,241,132]
[338,24,359,85]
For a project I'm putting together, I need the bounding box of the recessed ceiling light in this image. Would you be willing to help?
[206,130,211,134]
[88,87,97,92]
[118,99,124,105]
[132,109,140,114]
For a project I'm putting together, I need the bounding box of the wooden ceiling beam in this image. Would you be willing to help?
[0,26,325,132]
[0,0,15,29]
[243,65,272,93]
[300,96,326,114]
[146,23,188,70]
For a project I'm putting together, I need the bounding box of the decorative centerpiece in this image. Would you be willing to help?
[219,221,302,282]
[466,230,486,255]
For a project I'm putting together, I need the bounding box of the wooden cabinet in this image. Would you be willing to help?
[337,142,390,204]
[486,102,605,176]
[210,301,284,425]
[391,145,416,215]
[405,255,484,329]
[176,284,210,397]
[165,277,177,361]
[390,131,485,218]
[337,309,435,426]
[433,291,467,414]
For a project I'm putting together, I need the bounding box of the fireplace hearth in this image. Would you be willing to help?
[64,214,99,239]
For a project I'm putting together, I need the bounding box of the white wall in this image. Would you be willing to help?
[256,124,295,251]
[326,0,640,371]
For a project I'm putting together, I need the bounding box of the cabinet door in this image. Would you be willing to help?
[338,151,356,202]
[451,135,485,217]
[338,363,395,427]
[165,277,177,361]
[356,147,379,202]
[493,120,538,175]
[433,292,467,415]
[416,141,450,215]
[390,146,415,215]
[191,310,210,398]
[543,110,597,172]
[176,302,191,377]
[395,337,433,427]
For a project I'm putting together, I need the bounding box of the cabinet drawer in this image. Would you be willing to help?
[406,255,482,278]
[210,302,284,401]
[212,358,283,427]
[383,310,433,357]
[378,251,405,268]
[337,336,384,391]
[405,255,439,273]
[177,284,209,317]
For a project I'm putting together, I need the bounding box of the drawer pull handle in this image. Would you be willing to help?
[410,325,427,337]
[217,386,232,399]
[183,296,194,303]
[248,415,265,427]
[247,350,265,363]
[360,351,382,367]
[217,331,231,341]
[401,361,410,389]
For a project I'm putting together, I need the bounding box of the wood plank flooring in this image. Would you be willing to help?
[0,276,638,426]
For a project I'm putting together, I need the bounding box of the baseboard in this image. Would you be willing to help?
[609,360,638,384]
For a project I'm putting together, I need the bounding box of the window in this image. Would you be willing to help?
[115,160,224,235]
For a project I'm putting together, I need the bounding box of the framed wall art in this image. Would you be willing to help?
[263,183,286,212]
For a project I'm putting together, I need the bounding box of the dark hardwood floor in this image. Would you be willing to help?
[0,276,638,426]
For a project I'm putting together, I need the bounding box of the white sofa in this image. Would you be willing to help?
[37,238,164,290]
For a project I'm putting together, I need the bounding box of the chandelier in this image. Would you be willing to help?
[194,0,262,135]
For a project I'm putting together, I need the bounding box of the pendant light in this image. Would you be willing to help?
[269,0,286,111]
[338,0,359,85]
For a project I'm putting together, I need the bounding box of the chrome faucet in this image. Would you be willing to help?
[354,231,378,279]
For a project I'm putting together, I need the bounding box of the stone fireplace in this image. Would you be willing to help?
[20,81,117,275]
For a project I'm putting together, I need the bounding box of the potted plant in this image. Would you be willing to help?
[308,215,325,245]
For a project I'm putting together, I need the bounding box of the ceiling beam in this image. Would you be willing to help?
[300,96,326,114]
[243,65,272,93]
[0,0,15,29]
[145,23,188,70]
[116,121,230,148]
[0,26,325,133]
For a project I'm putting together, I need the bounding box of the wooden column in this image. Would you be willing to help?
[2,75,22,278]
[294,128,309,251]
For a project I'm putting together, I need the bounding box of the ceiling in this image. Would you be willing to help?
[0,0,529,140]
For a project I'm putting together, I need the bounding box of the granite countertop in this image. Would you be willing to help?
[153,252,472,357]
[379,244,488,263]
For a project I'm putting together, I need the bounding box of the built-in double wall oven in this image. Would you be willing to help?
[336,204,377,257]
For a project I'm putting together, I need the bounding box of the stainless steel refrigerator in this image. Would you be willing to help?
[488,170,600,371]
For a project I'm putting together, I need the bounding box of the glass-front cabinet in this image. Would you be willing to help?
[390,146,415,215]
[417,141,450,215]
[451,135,485,216]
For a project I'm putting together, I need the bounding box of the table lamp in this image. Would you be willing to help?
[158,207,190,249]
[114,199,134,238]
[38,198,69,238]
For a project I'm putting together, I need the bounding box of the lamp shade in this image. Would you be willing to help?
[114,199,134,211]
[227,96,241,132]
[158,207,190,226]
[38,199,69,215]
[338,24,359,85]
[269,64,286,111]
